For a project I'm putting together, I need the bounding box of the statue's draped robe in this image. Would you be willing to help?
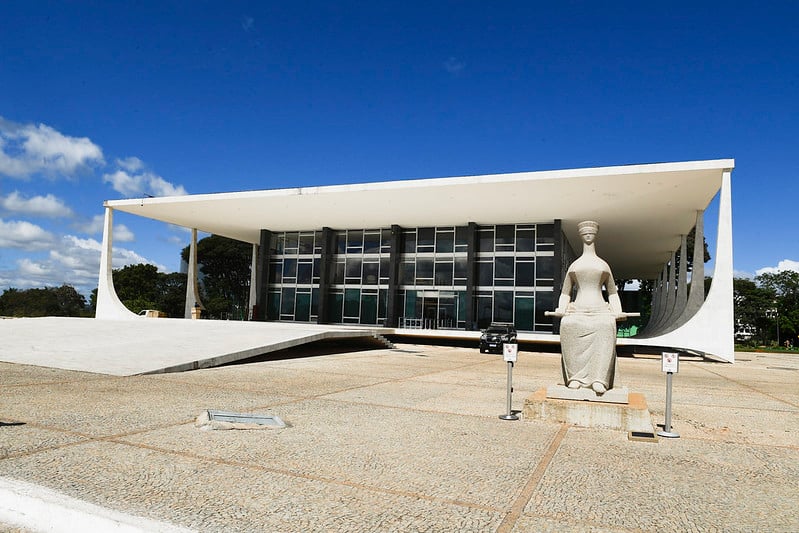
[559,261,617,389]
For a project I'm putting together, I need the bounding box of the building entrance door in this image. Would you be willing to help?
[422,298,438,329]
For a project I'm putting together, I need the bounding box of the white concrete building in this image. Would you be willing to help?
[96,159,735,362]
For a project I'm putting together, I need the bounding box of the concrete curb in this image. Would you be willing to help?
[0,476,193,533]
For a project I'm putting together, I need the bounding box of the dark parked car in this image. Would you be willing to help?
[479,323,517,354]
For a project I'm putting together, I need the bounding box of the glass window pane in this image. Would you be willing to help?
[311,288,319,315]
[537,224,554,248]
[435,261,453,286]
[514,297,534,331]
[363,262,379,284]
[378,289,388,319]
[417,227,435,248]
[313,258,320,282]
[360,294,378,324]
[364,232,380,254]
[314,231,323,253]
[269,261,282,284]
[535,291,554,326]
[516,229,535,252]
[477,295,493,329]
[478,261,493,286]
[285,232,299,253]
[496,225,515,250]
[346,257,362,278]
[435,230,454,253]
[495,257,514,279]
[295,292,311,321]
[271,234,284,255]
[454,256,468,282]
[334,261,345,284]
[297,262,312,284]
[400,261,415,285]
[416,258,433,280]
[494,291,513,323]
[381,229,392,252]
[479,229,494,252]
[347,230,363,251]
[299,234,314,254]
[267,291,280,319]
[344,288,360,317]
[403,231,416,253]
[537,256,554,279]
[405,290,418,318]
[516,259,534,287]
[335,232,346,254]
[329,292,343,322]
[379,257,390,282]
[455,226,468,247]
[283,258,297,278]
[280,288,295,315]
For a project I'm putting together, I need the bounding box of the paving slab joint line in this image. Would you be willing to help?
[495,423,569,533]
[0,476,193,533]
[696,365,799,409]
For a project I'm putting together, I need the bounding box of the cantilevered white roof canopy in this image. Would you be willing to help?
[106,159,734,279]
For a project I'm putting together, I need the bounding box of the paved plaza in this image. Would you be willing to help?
[1,343,797,532]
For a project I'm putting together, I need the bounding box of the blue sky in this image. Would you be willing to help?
[1,2,797,298]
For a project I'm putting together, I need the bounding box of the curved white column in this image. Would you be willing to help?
[641,170,734,362]
[184,228,205,318]
[95,207,138,320]
[655,234,689,335]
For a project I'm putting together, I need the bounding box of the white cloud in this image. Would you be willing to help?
[113,224,135,242]
[755,259,799,276]
[0,219,55,250]
[116,156,144,172]
[17,257,51,277]
[0,235,167,296]
[72,214,134,242]
[103,168,187,198]
[73,214,105,235]
[0,191,74,218]
[0,116,104,178]
[733,270,754,279]
[443,56,466,75]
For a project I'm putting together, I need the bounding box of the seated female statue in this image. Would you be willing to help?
[549,221,633,394]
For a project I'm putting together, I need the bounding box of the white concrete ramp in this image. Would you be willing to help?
[0,317,392,376]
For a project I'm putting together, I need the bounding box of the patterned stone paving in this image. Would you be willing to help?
[1,347,797,532]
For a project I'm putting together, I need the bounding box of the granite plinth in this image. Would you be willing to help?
[547,384,629,404]
[523,388,654,435]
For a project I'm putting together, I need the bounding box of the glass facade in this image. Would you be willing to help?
[263,223,557,332]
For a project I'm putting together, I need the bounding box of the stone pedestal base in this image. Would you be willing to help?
[546,384,629,404]
[523,388,655,438]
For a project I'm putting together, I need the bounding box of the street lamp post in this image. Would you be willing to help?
[766,307,780,346]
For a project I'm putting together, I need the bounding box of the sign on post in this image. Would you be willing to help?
[661,351,679,373]
[503,343,518,363]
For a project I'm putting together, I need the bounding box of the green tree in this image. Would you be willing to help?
[112,263,161,314]
[756,270,799,345]
[734,278,775,345]
[0,285,87,317]
[156,272,187,318]
[182,235,251,319]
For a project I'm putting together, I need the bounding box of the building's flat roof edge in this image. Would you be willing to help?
[105,158,735,208]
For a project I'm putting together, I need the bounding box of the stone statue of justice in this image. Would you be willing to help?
[546,221,638,395]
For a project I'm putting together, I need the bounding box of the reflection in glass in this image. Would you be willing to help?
[435,261,453,286]
[344,288,360,317]
[494,291,513,323]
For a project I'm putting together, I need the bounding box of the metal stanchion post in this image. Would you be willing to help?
[499,343,519,421]
[657,352,680,438]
